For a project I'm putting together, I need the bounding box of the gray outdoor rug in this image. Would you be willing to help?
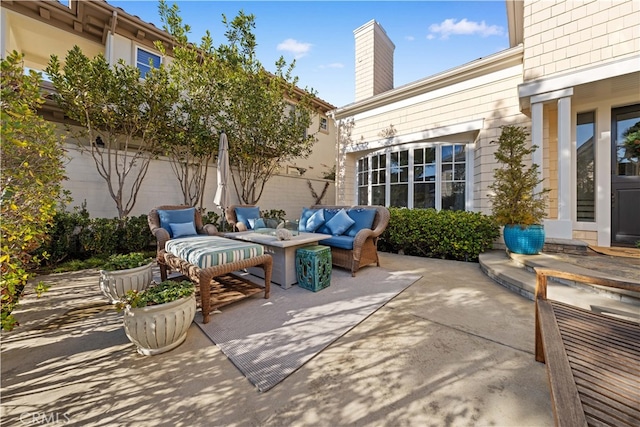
[195,267,421,392]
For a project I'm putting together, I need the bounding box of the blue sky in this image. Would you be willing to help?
[108,1,509,107]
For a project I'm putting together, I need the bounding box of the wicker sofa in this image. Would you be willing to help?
[307,205,390,277]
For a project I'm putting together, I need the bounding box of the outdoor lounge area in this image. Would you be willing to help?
[2,251,639,425]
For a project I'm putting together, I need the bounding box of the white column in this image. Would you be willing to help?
[545,95,573,239]
[557,96,572,222]
[531,102,544,197]
[531,88,574,240]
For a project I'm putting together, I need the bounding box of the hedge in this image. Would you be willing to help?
[379,208,499,262]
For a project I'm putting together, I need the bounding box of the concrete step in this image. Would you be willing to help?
[479,250,640,321]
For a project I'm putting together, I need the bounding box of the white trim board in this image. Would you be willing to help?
[344,119,484,154]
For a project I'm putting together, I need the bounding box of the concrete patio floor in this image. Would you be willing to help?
[1,252,566,426]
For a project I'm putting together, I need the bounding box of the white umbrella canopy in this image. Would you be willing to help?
[213,131,231,230]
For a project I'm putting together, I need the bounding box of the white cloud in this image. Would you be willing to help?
[405,35,415,42]
[319,63,344,69]
[277,38,312,58]
[428,18,504,40]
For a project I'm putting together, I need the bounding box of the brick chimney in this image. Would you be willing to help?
[354,20,395,102]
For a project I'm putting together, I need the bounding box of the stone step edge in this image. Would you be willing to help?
[478,250,640,306]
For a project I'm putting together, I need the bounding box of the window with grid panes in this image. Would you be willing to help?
[356,143,467,210]
[357,157,369,205]
[371,153,386,206]
[413,146,436,208]
[441,145,466,210]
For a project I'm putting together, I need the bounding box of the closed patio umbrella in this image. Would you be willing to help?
[213,131,230,230]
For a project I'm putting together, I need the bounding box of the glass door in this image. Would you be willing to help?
[611,103,640,246]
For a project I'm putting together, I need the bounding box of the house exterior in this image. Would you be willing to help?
[1,0,336,219]
[331,0,640,247]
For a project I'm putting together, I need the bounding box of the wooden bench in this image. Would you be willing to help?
[534,268,640,426]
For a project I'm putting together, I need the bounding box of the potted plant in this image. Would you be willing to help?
[489,125,549,255]
[116,280,196,356]
[99,252,154,304]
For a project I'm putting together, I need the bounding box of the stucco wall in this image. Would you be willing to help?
[62,144,335,220]
[523,0,640,82]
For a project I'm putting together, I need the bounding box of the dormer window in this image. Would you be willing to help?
[136,47,161,78]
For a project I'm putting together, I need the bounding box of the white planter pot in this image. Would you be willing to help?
[99,262,154,304]
[123,295,196,356]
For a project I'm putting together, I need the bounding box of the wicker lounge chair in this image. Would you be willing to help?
[148,205,218,281]
[148,206,272,323]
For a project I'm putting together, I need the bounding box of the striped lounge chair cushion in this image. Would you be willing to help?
[165,236,264,269]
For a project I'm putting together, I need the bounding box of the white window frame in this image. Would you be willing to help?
[356,142,474,210]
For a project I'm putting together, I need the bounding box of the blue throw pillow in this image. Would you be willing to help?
[346,208,377,237]
[325,209,355,236]
[306,209,325,232]
[170,222,197,238]
[249,218,266,229]
[158,208,196,238]
[298,207,316,232]
[235,206,260,229]
[317,208,341,234]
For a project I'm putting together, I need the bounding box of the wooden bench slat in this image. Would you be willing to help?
[534,268,640,427]
[537,299,589,427]
[570,364,640,399]
[580,395,640,427]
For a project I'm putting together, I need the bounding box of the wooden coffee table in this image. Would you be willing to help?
[223,231,331,288]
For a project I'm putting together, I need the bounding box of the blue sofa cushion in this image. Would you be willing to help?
[346,208,377,237]
[325,209,355,236]
[319,235,354,250]
[158,207,196,238]
[317,208,341,234]
[170,221,198,238]
[235,206,260,229]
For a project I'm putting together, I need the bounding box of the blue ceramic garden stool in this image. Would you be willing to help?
[295,245,332,292]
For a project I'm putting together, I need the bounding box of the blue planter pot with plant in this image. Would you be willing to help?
[503,224,545,255]
[490,125,550,255]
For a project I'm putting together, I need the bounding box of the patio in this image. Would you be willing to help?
[1,251,561,426]
[5,246,640,425]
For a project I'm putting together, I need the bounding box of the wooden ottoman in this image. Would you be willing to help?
[163,236,272,323]
[295,245,332,292]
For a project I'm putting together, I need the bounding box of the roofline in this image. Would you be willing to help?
[2,0,334,111]
[505,0,524,47]
[331,44,524,118]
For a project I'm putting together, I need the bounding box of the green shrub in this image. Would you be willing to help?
[262,209,286,222]
[79,217,121,255]
[379,208,500,262]
[35,204,91,265]
[202,210,222,229]
[37,210,154,268]
[120,215,154,252]
[1,52,69,330]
